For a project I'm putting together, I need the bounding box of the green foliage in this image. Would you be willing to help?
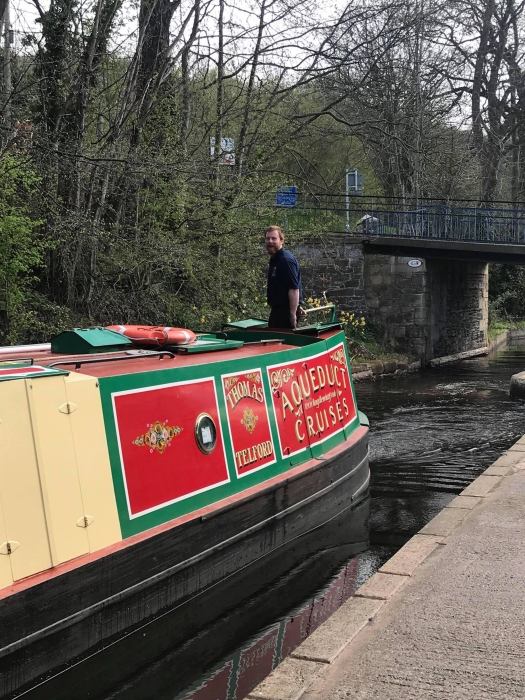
[8,293,73,344]
[489,264,525,320]
[0,155,47,343]
[5,13,525,351]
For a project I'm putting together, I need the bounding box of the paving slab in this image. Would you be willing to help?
[247,657,325,700]
[354,572,407,600]
[418,507,470,537]
[460,474,501,497]
[482,465,513,476]
[507,443,525,451]
[378,534,442,577]
[445,495,482,509]
[490,451,525,467]
[290,597,384,664]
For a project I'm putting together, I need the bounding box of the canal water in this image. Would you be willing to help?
[25,343,525,700]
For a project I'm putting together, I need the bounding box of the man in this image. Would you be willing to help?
[265,225,305,329]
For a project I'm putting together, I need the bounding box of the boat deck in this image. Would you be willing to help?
[0,327,342,378]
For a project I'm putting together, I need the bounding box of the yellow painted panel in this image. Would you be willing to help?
[0,381,52,581]
[27,377,90,565]
[64,374,122,551]
[0,492,14,589]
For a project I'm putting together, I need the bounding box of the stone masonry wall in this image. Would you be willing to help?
[292,239,367,313]
[428,259,488,357]
[292,238,488,363]
[363,254,430,359]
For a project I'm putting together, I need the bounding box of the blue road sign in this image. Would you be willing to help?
[276,186,297,207]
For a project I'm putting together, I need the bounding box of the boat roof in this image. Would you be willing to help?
[0,324,345,380]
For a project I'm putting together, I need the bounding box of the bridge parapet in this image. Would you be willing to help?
[268,194,525,246]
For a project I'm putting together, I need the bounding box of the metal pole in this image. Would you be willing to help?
[345,168,350,232]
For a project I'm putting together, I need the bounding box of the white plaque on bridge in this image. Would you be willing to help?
[408,259,422,268]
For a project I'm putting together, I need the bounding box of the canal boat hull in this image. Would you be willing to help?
[0,426,368,699]
[21,497,370,700]
[0,323,369,698]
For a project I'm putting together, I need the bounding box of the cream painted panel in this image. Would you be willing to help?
[64,374,122,551]
[0,492,14,589]
[0,381,52,580]
[27,377,89,565]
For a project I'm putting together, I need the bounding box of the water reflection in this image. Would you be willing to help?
[175,545,392,700]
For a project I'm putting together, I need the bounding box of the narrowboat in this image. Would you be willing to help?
[0,308,370,698]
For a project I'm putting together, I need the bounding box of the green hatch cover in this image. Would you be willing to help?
[51,328,133,354]
[172,336,244,354]
[222,318,268,329]
[293,322,344,335]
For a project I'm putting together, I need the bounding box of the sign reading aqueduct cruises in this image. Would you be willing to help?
[267,343,356,456]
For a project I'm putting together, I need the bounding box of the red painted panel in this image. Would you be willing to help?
[0,366,46,377]
[181,662,232,700]
[113,379,229,517]
[235,627,280,700]
[267,343,356,456]
[222,370,276,477]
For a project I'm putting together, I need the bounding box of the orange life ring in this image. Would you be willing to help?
[107,325,196,346]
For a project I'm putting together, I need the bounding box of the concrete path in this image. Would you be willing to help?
[248,440,525,700]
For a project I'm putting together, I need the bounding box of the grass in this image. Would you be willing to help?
[346,335,409,365]
[488,318,525,341]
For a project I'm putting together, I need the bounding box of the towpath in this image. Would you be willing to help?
[248,439,525,700]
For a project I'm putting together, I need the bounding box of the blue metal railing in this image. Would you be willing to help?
[353,206,525,244]
[263,195,525,244]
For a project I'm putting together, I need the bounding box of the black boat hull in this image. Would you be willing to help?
[0,427,369,699]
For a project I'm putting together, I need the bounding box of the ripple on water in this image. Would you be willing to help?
[357,345,525,539]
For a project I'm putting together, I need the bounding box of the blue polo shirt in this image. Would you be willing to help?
[267,248,303,308]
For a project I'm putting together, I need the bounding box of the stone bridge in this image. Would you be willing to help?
[293,235,525,363]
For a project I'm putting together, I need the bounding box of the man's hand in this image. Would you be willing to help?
[298,306,307,318]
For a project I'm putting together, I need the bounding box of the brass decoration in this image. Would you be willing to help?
[240,407,258,434]
[133,421,183,454]
[245,373,261,384]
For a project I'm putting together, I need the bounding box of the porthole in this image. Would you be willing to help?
[195,413,217,454]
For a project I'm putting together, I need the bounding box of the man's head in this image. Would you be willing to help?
[265,226,284,256]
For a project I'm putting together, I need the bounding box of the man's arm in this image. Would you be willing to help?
[288,288,300,328]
